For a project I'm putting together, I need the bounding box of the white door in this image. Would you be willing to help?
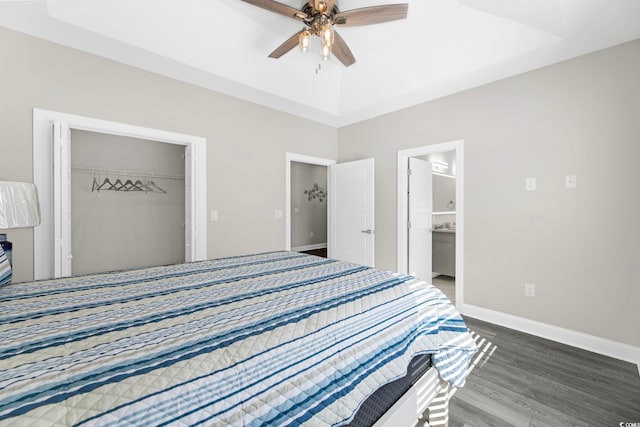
[408,157,433,280]
[52,121,72,278]
[329,158,375,267]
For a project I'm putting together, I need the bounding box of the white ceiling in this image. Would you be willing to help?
[1,0,639,127]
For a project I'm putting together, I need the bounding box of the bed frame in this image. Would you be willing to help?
[376,367,452,427]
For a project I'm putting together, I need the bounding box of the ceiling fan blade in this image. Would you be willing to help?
[334,4,408,27]
[332,31,356,67]
[268,30,305,59]
[240,0,308,21]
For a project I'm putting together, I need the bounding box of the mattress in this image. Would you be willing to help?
[346,354,433,427]
[0,251,476,426]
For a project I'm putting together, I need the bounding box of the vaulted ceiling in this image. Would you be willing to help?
[1,0,639,127]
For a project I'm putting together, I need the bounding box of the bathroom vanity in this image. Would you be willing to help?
[432,229,455,277]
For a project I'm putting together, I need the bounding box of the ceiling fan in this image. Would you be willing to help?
[240,0,409,67]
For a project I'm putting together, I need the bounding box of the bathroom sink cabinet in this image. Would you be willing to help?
[433,231,455,277]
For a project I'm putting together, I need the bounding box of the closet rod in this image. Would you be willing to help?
[71,167,185,181]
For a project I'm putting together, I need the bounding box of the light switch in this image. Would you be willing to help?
[525,177,536,191]
[274,209,283,220]
[565,175,576,189]
[525,283,536,298]
[210,210,218,221]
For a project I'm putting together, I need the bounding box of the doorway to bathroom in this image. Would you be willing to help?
[397,140,464,307]
[416,149,457,302]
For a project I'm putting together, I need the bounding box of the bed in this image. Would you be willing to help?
[0,251,477,426]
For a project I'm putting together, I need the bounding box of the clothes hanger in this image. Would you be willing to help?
[96,177,114,191]
[133,179,149,192]
[146,180,167,194]
[112,178,125,191]
[122,179,143,192]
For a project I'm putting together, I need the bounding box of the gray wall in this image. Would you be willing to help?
[290,162,327,248]
[338,39,640,347]
[1,25,638,348]
[71,130,185,275]
[0,27,337,282]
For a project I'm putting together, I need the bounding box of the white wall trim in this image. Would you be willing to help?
[291,243,328,252]
[285,153,335,251]
[33,108,207,279]
[459,303,640,373]
[397,140,464,306]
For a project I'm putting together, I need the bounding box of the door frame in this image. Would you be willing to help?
[285,153,335,253]
[33,108,208,279]
[397,140,464,306]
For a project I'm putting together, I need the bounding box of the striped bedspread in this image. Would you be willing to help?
[0,251,477,426]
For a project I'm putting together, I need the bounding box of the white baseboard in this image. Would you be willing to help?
[458,303,640,375]
[291,243,327,252]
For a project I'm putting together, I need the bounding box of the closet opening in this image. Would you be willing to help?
[33,109,207,280]
[70,130,186,275]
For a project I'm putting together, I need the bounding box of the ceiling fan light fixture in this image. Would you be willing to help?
[319,22,334,61]
[316,0,328,14]
[321,46,331,61]
[321,43,331,61]
[320,23,334,45]
[299,29,311,52]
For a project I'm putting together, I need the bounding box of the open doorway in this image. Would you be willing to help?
[285,153,335,257]
[397,140,464,307]
[286,153,375,267]
[416,150,457,303]
[290,161,328,258]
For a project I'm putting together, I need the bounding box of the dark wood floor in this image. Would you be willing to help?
[300,248,327,258]
[449,317,640,427]
[299,254,639,425]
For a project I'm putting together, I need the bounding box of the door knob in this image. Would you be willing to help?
[361,229,373,234]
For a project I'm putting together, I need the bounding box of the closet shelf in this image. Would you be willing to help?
[71,167,184,181]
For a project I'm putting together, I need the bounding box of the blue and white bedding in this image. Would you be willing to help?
[0,251,477,426]
[0,245,11,286]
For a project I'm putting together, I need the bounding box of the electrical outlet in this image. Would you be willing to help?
[525,283,536,298]
[525,177,536,191]
[565,175,576,189]
[274,210,283,220]
[210,210,218,222]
